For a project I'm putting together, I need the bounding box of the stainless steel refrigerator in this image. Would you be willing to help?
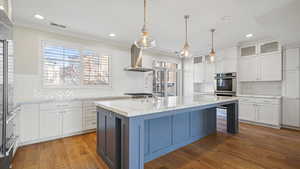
[0,9,18,169]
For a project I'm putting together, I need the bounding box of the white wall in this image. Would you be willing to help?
[14,26,180,102]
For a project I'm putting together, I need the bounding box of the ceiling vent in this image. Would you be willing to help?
[50,22,67,29]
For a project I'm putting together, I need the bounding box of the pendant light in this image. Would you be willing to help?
[134,0,156,49]
[209,29,216,62]
[180,15,191,58]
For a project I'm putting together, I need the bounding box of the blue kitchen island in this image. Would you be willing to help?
[95,95,239,169]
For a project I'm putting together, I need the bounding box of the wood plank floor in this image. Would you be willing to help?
[12,117,300,169]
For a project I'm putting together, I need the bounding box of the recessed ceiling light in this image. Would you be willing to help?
[109,33,116,37]
[0,6,4,10]
[246,34,253,38]
[34,14,45,20]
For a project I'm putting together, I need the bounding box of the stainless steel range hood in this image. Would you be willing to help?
[124,44,154,72]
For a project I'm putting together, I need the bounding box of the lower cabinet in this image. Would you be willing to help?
[62,108,83,134]
[239,102,256,121]
[97,109,118,169]
[282,98,300,127]
[39,109,62,139]
[239,97,281,127]
[19,104,40,143]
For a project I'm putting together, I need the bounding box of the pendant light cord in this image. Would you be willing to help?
[144,0,147,28]
[184,15,189,43]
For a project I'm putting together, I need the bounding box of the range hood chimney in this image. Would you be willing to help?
[124,44,154,72]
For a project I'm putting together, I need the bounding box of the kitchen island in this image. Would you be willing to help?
[95,95,239,169]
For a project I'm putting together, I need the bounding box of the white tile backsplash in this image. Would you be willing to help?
[239,81,282,96]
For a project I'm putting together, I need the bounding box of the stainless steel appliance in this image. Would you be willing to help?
[0,9,18,169]
[215,72,237,96]
[124,44,154,72]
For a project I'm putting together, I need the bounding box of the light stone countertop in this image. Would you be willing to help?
[16,95,132,105]
[95,95,239,117]
[237,94,282,99]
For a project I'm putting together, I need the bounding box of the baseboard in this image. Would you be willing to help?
[281,125,300,131]
[239,120,281,129]
[18,129,96,147]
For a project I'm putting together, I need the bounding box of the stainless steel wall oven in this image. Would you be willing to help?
[215,72,237,96]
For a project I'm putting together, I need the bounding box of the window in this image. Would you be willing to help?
[42,41,110,87]
[83,51,110,85]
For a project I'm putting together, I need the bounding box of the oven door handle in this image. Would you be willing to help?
[215,77,236,80]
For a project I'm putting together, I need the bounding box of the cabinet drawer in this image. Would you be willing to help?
[40,101,82,110]
[256,98,281,105]
[239,98,256,103]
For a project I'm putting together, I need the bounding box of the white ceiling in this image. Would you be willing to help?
[13,0,300,55]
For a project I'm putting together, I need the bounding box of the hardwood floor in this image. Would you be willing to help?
[12,117,300,169]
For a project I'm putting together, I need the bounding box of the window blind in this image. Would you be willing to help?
[83,51,110,85]
[42,42,111,87]
[43,44,81,87]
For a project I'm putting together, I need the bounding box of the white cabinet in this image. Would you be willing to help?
[193,56,204,83]
[239,97,281,127]
[40,109,62,138]
[256,103,280,126]
[282,48,300,128]
[62,108,83,134]
[285,70,299,98]
[239,56,258,81]
[284,48,299,70]
[239,102,256,121]
[283,98,300,127]
[260,53,282,81]
[259,41,281,54]
[239,41,282,82]
[39,101,83,139]
[83,101,97,130]
[19,104,40,143]
[240,44,257,57]
[193,56,215,83]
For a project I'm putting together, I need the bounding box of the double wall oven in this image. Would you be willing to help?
[215,72,237,96]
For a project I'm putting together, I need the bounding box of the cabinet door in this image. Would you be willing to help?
[285,48,299,71]
[106,112,116,168]
[62,108,83,135]
[223,58,237,73]
[257,104,280,126]
[283,98,300,127]
[260,53,282,81]
[239,57,258,81]
[19,104,39,143]
[239,102,256,121]
[40,109,62,139]
[193,62,204,83]
[241,45,257,57]
[259,41,280,54]
[97,109,106,155]
[204,63,215,83]
[285,70,299,98]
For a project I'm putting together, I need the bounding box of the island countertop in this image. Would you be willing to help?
[95,95,238,117]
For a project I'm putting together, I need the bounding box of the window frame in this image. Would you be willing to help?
[40,40,112,89]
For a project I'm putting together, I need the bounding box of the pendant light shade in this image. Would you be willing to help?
[135,0,156,49]
[209,29,216,62]
[180,15,191,58]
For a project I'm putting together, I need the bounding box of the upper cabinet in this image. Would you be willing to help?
[241,44,257,57]
[239,41,282,82]
[0,0,12,21]
[284,48,300,71]
[193,55,215,83]
[259,41,280,54]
